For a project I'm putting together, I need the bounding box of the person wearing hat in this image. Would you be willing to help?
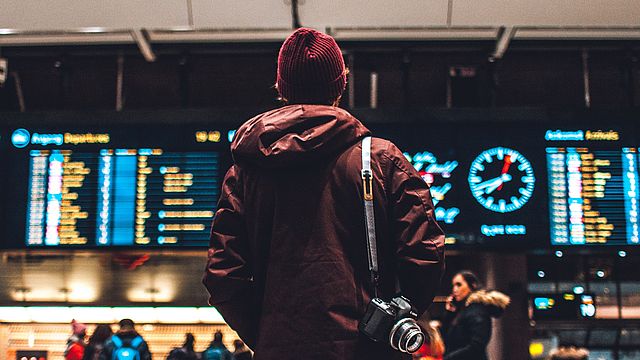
[203,27,444,360]
[64,319,87,360]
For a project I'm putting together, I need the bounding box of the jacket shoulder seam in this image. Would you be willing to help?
[381,147,430,215]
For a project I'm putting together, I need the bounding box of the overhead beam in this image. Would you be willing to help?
[330,26,500,41]
[130,29,156,62]
[0,26,639,46]
[148,28,291,43]
[514,26,640,40]
[491,26,516,60]
[0,29,133,46]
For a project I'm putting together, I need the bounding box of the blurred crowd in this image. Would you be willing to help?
[63,319,251,360]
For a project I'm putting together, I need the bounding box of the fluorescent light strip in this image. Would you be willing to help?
[0,306,225,324]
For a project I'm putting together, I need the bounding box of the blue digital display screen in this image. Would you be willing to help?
[370,123,639,247]
[1,115,639,249]
[2,126,230,248]
[375,121,545,248]
[544,130,640,246]
[531,293,596,320]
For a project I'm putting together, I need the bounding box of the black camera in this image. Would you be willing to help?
[359,296,425,353]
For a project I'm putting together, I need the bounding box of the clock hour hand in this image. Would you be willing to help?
[476,174,512,194]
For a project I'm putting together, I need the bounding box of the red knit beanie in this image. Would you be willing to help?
[276,27,347,104]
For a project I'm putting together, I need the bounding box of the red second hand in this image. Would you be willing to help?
[497,155,512,191]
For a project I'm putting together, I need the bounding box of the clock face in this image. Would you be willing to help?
[468,147,535,213]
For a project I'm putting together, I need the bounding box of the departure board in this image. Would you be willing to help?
[1,125,229,248]
[26,150,99,245]
[25,149,219,246]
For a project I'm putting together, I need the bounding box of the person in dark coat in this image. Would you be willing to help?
[82,324,113,360]
[203,27,445,360]
[100,319,152,360]
[167,333,199,360]
[442,271,510,360]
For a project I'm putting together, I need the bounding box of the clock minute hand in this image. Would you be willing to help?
[497,155,512,191]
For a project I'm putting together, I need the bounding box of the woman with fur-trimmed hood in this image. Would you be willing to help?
[442,271,511,360]
[547,346,589,360]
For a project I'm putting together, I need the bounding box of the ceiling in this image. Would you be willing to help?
[0,0,639,47]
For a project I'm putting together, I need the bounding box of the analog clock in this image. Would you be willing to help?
[468,147,535,213]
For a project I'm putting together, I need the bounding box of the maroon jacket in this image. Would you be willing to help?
[203,105,445,360]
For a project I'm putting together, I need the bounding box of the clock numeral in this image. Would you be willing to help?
[520,188,533,197]
[473,163,485,171]
[511,196,521,207]
[522,176,535,183]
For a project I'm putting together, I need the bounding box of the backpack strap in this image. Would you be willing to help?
[111,335,123,349]
[130,336,143,348]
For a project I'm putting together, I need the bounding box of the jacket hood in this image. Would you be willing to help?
[231,105,370,168]
[116,329,140,338]
[548,347,589,360]
[66,334,84,345]
[466,290,511,318]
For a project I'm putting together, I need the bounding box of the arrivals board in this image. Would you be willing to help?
[543,131,639,246]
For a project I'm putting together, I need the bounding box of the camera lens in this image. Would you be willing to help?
[389,318,425,353]
[403,329,425,353]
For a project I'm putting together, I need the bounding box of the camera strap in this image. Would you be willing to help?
[361,137,402,299]
[361,136,380,297]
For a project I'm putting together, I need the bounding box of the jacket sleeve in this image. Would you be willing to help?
[443,308,492,360]
[66,344,84,360]
[384,143,445,315]
[202,165,257,348]
[139,340,152,360]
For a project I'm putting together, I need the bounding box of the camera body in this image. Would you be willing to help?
[359,296,425,353]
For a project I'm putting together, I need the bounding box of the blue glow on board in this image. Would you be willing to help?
[534,298,553,310]
[32,133,64,146]
[545,130,585,141]
[435,207,459,224]
[468,147,535,213]
[11,129,31,148]
[228,130,237,143]
[481,224,526,237]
